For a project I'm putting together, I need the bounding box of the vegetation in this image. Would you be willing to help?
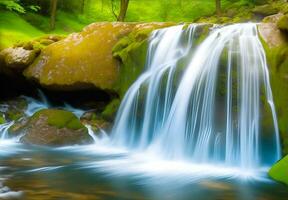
[1,0,282,49]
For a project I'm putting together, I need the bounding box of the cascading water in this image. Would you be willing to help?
[112,23,281,170]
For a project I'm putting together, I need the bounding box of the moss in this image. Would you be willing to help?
[269,155,288,185]
[277,14,288,32]
[260,31,288,155]
[252,5,279,16]
[112,23,174,97]
[32,109,85,130]
[101,99,121,121]
[0,115,5,124]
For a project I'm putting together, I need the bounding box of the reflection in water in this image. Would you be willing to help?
[0,141,287,200]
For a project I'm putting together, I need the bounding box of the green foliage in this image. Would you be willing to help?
[0,0,25,13]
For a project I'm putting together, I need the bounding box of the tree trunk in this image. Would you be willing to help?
[80,0,85,14]
[50,0,58,30]
[215,0,221,16]
[117,0,129,21]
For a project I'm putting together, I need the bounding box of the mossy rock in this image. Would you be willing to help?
[24,22,174,92]
[269,155,288,185]
[277,14,288,32]
[259,23,288,155]
[253,5,279,17]
[80,110,111,133]
[112,23,175,97]
[0,97,28,121]
[101,99,121,121]
[13,109,93,146]
[31,109,85,130]
[24,23,137,91]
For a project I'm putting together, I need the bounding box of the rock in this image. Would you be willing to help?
[14,109,93,146]
[258,23,287,48]
[0,97,28,121]
[101,99,120,121]
[112,23,174,96]
[0,47,38,72]
[277,14,288,32]
[262,13,284,23]
[24,22,174,92]
[253,5,279,17]
[80,110,111,132]
[259,22,288,155]
[269,155,288,185]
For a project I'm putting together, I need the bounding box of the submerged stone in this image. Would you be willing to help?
[269,155,288,185]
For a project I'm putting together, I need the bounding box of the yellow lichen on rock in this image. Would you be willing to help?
[24,22,137,91]
[23,22,174,91]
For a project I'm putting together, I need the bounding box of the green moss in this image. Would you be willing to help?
[277,14,288,32]
[269,155,288,185]
[112,28,153,97]
[0,115,5,124]
[101,99,121,121]
[260,31,288,155]
[32,109,85,130]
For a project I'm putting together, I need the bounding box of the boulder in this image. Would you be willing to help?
[253,5,279,17]
[269,155,288,185]
[258,23,287,48]
[0,47,38,73]
[24,22,174,92]
[10,109,93,146]
[277,14,288,32]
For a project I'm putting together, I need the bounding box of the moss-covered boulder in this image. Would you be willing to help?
[269,155,288,185]
[253,5,279,17]
[277,14,288,32]
[24,23,136,91]
[10,109,92,146]
[24,22,174,92]
[258,22,288,155]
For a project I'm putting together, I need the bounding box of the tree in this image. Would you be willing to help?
[50,0,58,30]
[111,0,130,22]
[80,0,85,14]
[215,0,221,16]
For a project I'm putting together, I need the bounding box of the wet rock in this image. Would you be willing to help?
[15,109,93,146]
[269,155,288,185]
[80,110,111,132]
[0,97,28,122]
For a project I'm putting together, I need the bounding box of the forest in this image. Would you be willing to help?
[1,0,286,48]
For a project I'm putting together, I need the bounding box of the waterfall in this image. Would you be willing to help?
[112,23,281,170]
